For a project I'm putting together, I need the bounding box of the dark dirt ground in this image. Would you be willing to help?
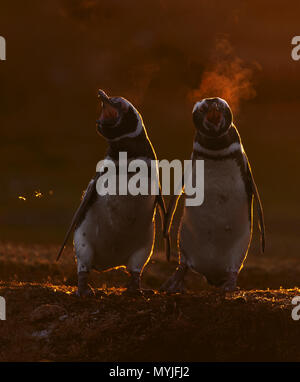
[1,241,300,362]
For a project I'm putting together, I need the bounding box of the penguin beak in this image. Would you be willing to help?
[98,89,113,105]
[97,89,119,126]
[206,103,222,126]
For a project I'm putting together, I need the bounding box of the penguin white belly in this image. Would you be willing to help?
[180,157,252,284]
[74,193,156,273]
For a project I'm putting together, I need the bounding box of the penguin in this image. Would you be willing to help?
[162,97,265,292]
[57,90,170,296]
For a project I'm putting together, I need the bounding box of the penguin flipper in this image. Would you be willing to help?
[163,172,185,239]
[164,193,182,238]
[245,157,265,253]
[156,188,171,261]
[56,173,100,261]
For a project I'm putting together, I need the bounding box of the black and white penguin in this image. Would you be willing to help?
[162,97,265,292]
[57,90,169,296]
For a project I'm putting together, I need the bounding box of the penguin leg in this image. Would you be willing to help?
[125,271,155,296]
[125,246,153,296]
[125,271,142,295]
[76,270,94,297]
[160,263,188,293]
[74,232,94,297]
[221,271,238,292]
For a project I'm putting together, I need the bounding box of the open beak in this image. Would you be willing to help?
[97,89,119,125]
[98,89,113,105]
[206,103,222,126]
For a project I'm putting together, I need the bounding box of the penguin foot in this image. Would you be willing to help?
[123,288,143,297]
[221,273,238,292]
[141,289,155,296]
[75,286,94,297]
[124,271,142,296]
[160,264,187,294]
[76,271,94,297]
[123,288,155,297]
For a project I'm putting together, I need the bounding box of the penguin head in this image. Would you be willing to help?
[192,97,233,137]
[96,90,142,141]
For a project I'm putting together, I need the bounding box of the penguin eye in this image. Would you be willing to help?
[110,97,130,112]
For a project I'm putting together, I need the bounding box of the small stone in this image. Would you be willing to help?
[59,314,68,321]
[30,304,67,322]
[31,329,51,340]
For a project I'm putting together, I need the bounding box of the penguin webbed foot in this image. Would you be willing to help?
[76,271,94,297]
[123,271,155,296]
[160,264,187,294]
[123,288,155,297]
[124,271,142,296]
[75,287,94,297]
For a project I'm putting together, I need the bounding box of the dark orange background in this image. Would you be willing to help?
[0,1,299,262]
